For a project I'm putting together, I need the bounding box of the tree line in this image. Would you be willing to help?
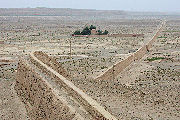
[73,25,109,35]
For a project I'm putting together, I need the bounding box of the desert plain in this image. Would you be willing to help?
[0,8,180,120]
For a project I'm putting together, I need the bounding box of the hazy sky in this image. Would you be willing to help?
[0,0,180,12]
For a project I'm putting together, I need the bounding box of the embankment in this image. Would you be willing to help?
[15,58,76,120]
[96,21,165,81]
[73,34,144,38]
[15,52,117,119]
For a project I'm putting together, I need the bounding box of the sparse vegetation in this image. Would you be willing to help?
[73,25,109,35]
[73,30,81,35]
[163,30,180,32]
[146,57,165,61]
[158,36,167,38]
[1,14,179,120]
[89,25,96,30]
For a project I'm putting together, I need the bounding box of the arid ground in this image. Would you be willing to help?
[0,9,180,120]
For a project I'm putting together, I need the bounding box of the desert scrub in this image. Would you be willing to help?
[101,66,107,69]
[146,57,165,62]
[163,30,180,32]
[158,36,167,38]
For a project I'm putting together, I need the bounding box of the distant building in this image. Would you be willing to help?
[0,41,4,44]
[91,29,97,35]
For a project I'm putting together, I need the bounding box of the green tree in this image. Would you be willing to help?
[97,30,103,35]
[81,26,91,35]
[89,25,96,30]
[73,25,107,35]
[103,30,109,35]
[73,30,81,35]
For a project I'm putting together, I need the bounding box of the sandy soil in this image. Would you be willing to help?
[0,16,179,119]
[0,61,29,120]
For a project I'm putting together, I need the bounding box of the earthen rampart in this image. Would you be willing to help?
[15,58,76,120]
[33,51,71,79]
[73,34,144,38]
[96,21,165,81]
[29,52,117,120]
[109,34,144,37]
[16,52,117,119]
[15,21,165,119]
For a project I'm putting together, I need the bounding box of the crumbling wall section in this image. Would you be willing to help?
[73,34,144,38]
[109,34,144,37]
[15,58,75,120]
[114,55,134,76]
[29,52,116,120]
[33,51,71,79]
[96,22,165,81]
[96,42,151,81]
[134,46,147,61]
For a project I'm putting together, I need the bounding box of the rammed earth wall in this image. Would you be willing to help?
[33,51,71,79]
[15,21,165,120]
[15,53,117,119]
[73,34,144,38]
[15,58,76,120]
[29,52,117,120]
[96,21,165,81]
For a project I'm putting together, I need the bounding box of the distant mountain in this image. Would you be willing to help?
[126,11,180,16]
[0,8,126,16]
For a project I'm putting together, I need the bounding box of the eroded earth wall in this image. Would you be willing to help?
[73,34,144,38]
[33,51,71,79]
[96,21,165,81]
[29,52,117,120]
[15,53,117,119]
[15,58,76,120]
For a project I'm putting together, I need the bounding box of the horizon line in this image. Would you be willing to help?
[0,7,180,13]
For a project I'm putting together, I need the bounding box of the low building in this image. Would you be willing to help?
[91,29,97,35]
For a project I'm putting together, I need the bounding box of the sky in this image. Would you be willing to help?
[0,0,180,12]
